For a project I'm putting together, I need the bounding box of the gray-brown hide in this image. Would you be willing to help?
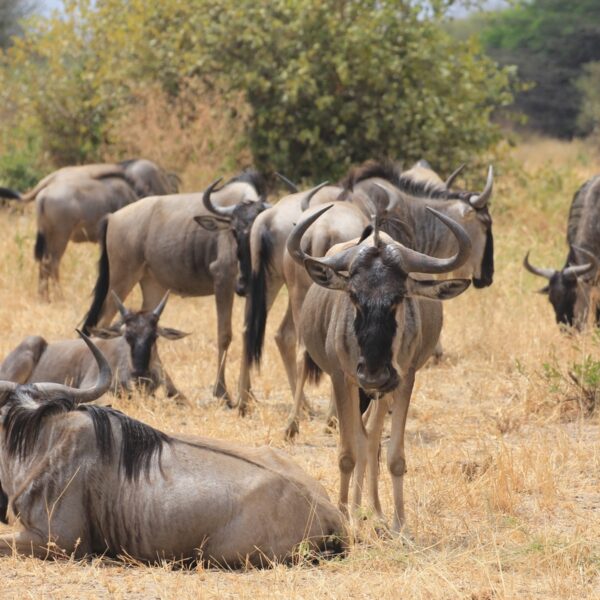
[82,171,267,402]
[524,174,600,329]
[288,206,471,532]
[280,163,492,436]
[0,337,345,566]
[0,294,187,398]
[35,175,138,301]
[238,182,339,412]
[26,159,178,301]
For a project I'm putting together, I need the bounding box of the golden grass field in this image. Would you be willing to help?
[1,138,600,599]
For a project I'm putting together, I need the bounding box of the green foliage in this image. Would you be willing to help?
[541,350,600,416]
[481,0,600,139]
[576,61,600,141]
[0,0,512,181]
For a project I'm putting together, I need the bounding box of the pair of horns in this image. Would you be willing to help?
[112,290,170,320]
[524,246,599,281]
[288,203,471,278]
[203,176,270,219]
[0,331,111,403]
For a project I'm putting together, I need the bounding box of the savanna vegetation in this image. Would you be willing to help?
[1,0,600,598]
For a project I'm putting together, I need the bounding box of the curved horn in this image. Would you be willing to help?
[445,164,466,189]
[203,177,235,219]
[111,290,130,320]
[396,208,472,274]
[0,380,18,395]
[300,181,330,211]
[33,330,112,403]
[287,204,364,273]
[564,246,598,279]
[523,252,555,280]
[469,166,493,209]
[275,172,298,193]
[152,290,171,318]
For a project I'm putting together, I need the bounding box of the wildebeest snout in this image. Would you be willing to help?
[356,357,399,393]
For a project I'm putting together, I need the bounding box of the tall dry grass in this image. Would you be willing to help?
[103,80,252,190]
[1,137,600,598]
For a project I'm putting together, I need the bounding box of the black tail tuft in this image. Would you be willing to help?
[34,232,46,262]
[0,186,21,200]
[244,231,273,367]
[304,351,323,385]
[82,219,110,334]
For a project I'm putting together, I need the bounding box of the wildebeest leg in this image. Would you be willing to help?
[237,278,282,413]
[139,273,168,311]
[37,232,69,302]
[97,265,144,328]
[363,397,390,523]
[284,346,309,441]
[0,530,55,558]
[0,336,47,383]
[332,373,360,517]
[274,299,310,413]
[387,369,415,533]
[212,275,235,406]
[325,389,338,431]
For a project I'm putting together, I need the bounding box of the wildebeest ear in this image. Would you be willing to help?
[89,325,122,339]
[304,258,348,290]
[157,327,190,340]
[194,215,230,231]
[537,285,550,295]
[408,278,471,300]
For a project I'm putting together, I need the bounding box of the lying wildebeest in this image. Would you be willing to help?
[287,205,471,532]
[524,174,600,328]
[0,292,187,398]
[0,333,346,565]
[0,159,179,301]
[82,170,270,402]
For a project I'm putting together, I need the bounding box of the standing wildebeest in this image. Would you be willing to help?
[0,159,179,301]
[0,333,346,565]
[524,174,600,328]
[0,292,188,398]
[82,171,270,402]
[287,205,471,531]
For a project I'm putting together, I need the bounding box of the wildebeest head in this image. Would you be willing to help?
[524,247,599,328]
[195,178,271,297]
[288,205,471,393]
[94,291,188,389]
[445,166,494,288]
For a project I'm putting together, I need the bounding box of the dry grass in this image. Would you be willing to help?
[1,138,600,598]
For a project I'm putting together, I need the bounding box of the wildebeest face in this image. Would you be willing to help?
[347,247,404,393]
[447,203,493,287]
[123,313,159,383]
[195,201,269,297]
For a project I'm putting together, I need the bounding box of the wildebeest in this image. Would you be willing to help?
[0,292,187,398]
[0,333,346,566]
[286,205,471,531]
[0,159,179,301]
[82,170,270,402]
[524,174,600,328]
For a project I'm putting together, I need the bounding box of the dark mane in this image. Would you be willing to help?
[226,169,268,199]
[3,391,170,482]
[340,159,470,201]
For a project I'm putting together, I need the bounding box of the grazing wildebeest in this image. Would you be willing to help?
[82,171,270,402]
[0,333,346,566]
[0,292,187,398]
[0,159,179,301]
[524,174,600,328]
[287,205,471,532]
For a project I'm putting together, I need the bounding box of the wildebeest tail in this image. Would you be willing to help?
[34,232,46,262]
[0,186,21,200]
[304,351,322,385]
[359,388,374,414]
[244,230,273,367]
[82,218,110,334]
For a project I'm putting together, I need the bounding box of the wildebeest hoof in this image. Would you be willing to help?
[284,420,299,441]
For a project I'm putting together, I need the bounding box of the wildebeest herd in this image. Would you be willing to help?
[0,157,597,568]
